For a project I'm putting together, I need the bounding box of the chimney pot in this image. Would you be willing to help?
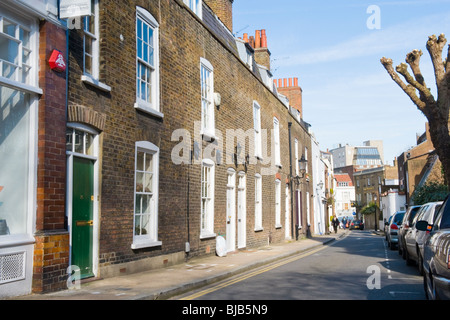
[289,78,293,87]
[243,33,248,43]
[261,29,267,48]
[255,30,261,48]
[249,36,255,48]
[294,78,299,87]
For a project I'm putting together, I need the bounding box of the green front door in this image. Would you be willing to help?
[72,157,94,279]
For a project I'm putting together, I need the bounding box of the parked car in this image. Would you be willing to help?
[404,202,443,274]
[387,211,406,250]
[398,205,422,258]
[385,215,393,241]
[350,220,364,230]
[417,194,450,300]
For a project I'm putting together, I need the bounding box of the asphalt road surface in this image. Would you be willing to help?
[176,230,426,300]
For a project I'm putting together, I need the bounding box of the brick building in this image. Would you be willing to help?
[0,0,68,297]
[397,122,445,204]
[1,0,316,297]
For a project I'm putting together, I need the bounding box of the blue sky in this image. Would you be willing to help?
[233,0,450,164]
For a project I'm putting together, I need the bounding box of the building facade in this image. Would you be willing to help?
[397,122,444,204]
[0,0,323,298]
[334,173,356,221]
[64,0,315,284]
[0,0,68,297]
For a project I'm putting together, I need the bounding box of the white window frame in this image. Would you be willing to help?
[200,158,215,238]
[80,0,111,92]
[134,7,162,118]
[253,101,262,159]
[200,58,215,140]
[0,12,41,95]
[82,0,98,78]
[183,0,203,19]
[132,141,161,249]
[0,10,38,245]
[254,174,263,231]
[273,117,281,167]
[275,179,282,228]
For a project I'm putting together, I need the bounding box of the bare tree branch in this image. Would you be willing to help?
[396,62,435,105]
[405,49,425,85]
[380,57,427,111]
[426,34,447,84]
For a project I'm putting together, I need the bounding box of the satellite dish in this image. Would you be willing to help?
[216,236,227,257]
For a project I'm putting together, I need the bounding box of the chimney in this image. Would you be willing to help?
[203,0,234,32]
[261,29,267,48]
[253,29,271,71]
[255,30,261,48]
[274,77,303,119]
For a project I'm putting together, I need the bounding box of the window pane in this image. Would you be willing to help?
[19,28,30,48]
[0,35,19,65]
[0,87,31,235]
[85,54,92,75]
[66,128,73,152]
[74,130,84,154]
[144,152,153,172]
[136,172,144,192]
[3,19,16,37]
[134,213,141,235]
[137,151,144,171]
[143,173,153,193]
[85,132,94,156]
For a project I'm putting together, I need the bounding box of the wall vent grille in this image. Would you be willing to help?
[0,252,26,284]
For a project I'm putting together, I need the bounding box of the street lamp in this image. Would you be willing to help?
[373,193,378,231]
[298,155,308,175]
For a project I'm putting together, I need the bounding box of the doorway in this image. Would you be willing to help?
[72,157,94,279]
[237,172,246,249]
[66,124,99,279]
[226,169,236,252]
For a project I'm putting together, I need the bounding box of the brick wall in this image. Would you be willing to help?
[204,0,234,31]
[66,0,314,277]
[33,20,69,293]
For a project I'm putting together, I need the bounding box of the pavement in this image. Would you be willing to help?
[13,229,350,300]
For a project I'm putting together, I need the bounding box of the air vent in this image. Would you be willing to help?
[0,252,26,284]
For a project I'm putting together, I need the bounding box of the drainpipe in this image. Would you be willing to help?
[288,122,295,240]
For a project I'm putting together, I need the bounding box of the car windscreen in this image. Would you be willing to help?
[394,213,405,224]
[439,199,450,229]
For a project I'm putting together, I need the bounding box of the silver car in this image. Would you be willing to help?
[387,211,406,250]
[404,201,443,274]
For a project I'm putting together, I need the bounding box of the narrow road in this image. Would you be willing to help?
[176,230,425,300]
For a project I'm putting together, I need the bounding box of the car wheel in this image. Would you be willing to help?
[424,271,439,300]
[401,245,407,260]
[389,240,396,250]
[405,249,415,266]
[417,252,424,275]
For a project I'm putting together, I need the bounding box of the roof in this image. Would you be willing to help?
[335,173,353,186]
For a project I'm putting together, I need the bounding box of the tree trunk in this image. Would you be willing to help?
[381,34,450,191]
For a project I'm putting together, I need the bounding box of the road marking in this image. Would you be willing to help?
[179,245,327,300]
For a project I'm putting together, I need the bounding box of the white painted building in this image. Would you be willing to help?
[334,173,356,220]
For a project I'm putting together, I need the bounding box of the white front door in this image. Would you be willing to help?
[226,169,236,252]
[285,185,290,239]
[237,173,246,249]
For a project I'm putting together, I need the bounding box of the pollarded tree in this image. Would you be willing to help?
[381,34,450,189]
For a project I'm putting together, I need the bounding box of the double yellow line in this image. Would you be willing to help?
[180,245,326,300]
